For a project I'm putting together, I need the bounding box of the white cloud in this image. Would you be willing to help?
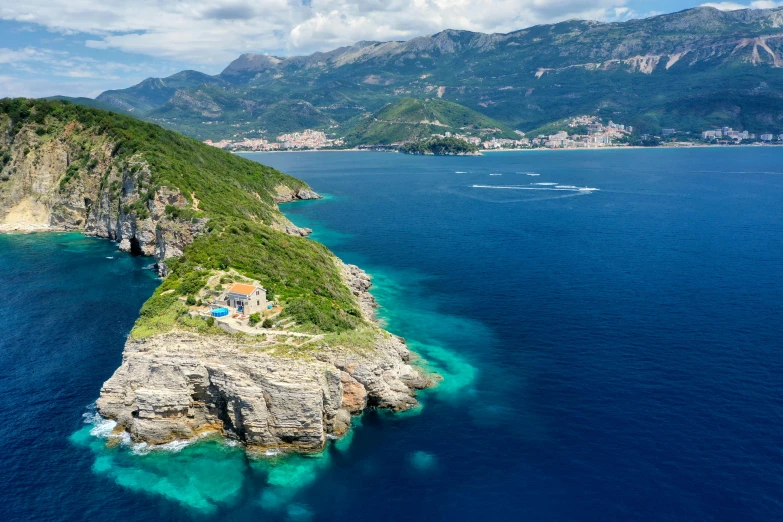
[0,73,109,98]
[0,0,635,65]
[701,1,783,9]
[0,46,139,79]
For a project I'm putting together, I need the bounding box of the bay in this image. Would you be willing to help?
[1,147,782,520]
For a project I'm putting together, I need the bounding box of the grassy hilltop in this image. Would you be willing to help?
[345,98,515,146]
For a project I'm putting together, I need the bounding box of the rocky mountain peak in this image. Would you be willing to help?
[221,53,284,75]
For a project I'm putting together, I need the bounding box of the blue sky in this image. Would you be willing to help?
[0,0,772,99]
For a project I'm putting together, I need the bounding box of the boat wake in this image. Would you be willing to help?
[472,184,599,193]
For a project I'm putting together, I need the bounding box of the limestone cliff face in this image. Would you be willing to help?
[0,122,310,271]
[96,266,430,451]
[273,184,322,204]
[0,124,205,270]
[96,330,427,450]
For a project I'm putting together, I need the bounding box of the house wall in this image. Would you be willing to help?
[227,288,267,315]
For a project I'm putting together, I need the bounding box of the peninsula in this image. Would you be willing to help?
[400,137,481,156]
[0,99,433,452]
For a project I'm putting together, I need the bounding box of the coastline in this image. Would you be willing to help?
[235,148,373,154]
[2,218,432,452]
[481,143,783,153]
[231,143,783,155]
[96,196,431,451]
[0,193,431,454]
[0,223,66,233]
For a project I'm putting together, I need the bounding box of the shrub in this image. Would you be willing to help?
[178,272,205,296]
[186,296,197,306]
[206,316,215,327]
[248,312,261,326]
[262,318,274,329]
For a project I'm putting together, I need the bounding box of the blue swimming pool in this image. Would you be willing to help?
[211,308,229,318]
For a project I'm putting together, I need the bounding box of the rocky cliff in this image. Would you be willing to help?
[96,265,431,451]
[0,118,312,271]
[0,122,205,269]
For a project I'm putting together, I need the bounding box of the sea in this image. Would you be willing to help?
[1,147,783,521]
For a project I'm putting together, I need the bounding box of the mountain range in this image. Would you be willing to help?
[90,6,783,143]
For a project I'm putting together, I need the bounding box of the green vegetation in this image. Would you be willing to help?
[248,313,261,327]
[345,98,515,146]
[0,98,366,339]
[81,8,783,142]
[0,97,309,225]
[400,137,480,155]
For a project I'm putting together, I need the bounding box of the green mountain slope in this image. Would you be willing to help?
[97,71,227,114]
[147,95,336,139]
[0,98,362,334]
[45,96,132,115]
[92,6,783,139]
[344,98,515,145]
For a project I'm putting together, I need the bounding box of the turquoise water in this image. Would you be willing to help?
[2,148,783,520]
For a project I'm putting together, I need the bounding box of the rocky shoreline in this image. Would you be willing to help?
[0,118,432,454]
[96,262,433,452]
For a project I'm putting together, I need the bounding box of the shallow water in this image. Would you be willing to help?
[2,148,783,520]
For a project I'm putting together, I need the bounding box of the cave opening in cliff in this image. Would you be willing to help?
[129,237,143,257]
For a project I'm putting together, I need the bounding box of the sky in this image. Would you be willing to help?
[0,0,778,99]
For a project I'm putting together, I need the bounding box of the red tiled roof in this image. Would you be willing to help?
[228,283,258,296]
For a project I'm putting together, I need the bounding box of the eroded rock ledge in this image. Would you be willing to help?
[273,184,322,204]
[97,330,429,451]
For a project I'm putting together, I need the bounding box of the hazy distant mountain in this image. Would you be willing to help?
[93,6,783,141]
[97,71,228,114]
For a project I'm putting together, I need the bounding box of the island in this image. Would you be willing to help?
[400,137,481,156]
[0,99,434,453]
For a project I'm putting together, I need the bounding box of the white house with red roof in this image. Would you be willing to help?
[226,283,266,316]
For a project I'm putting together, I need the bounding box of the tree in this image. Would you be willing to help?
[248,312,261,326]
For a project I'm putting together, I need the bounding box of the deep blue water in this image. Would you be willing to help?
[2,148,783,520]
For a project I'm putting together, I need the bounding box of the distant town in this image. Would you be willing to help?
[204,116,783,152]
[409,115,632,150]
[204,129,344,151]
